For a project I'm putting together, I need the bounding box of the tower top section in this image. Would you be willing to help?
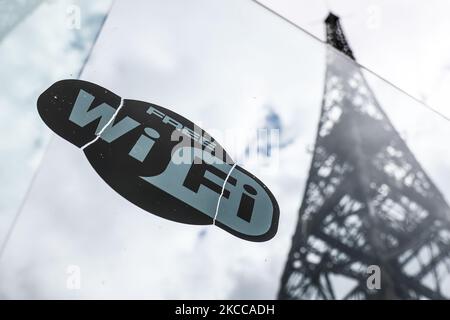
[325,12,355,60]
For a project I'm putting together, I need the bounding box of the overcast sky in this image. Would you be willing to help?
[260,0,450,118]
[2,0,450,299]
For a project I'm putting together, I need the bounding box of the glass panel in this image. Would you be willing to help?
[1,0,449,299]
[0,1,112,249]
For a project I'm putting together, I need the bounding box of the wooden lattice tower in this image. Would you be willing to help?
[278,13,450,300]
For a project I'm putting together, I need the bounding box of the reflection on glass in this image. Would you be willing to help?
[0,0,111,257]
[1,0,449,300]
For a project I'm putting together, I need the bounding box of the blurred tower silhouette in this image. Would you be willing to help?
[278,13,450,300]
